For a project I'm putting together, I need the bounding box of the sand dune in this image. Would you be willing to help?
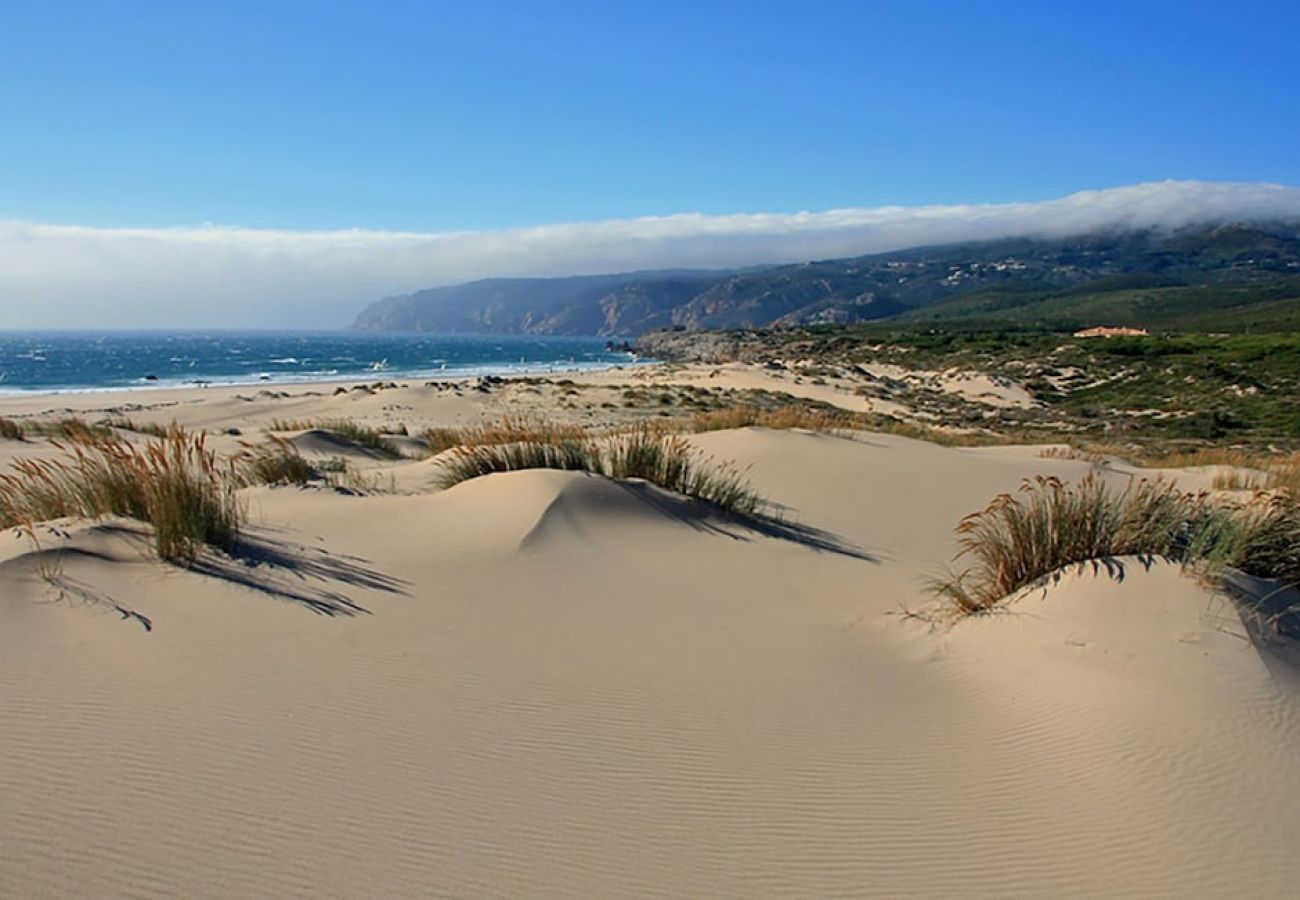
[1,381,1298,896]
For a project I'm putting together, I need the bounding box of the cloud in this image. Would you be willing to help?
[2,180,1298,328]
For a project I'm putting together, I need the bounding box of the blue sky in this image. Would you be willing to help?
[2,0,1298,232]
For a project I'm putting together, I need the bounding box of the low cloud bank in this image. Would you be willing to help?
[2,180,1298,328]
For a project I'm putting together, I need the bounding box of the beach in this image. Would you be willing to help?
[2,362,1298,897]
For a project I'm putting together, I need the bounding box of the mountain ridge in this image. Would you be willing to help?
[352,222,1300,336]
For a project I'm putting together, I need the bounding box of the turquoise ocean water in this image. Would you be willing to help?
[0,331,641,394]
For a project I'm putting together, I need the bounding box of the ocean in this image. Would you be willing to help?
[0,331,643,394]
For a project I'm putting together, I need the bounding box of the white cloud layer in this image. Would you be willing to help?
[2,180,1299,328]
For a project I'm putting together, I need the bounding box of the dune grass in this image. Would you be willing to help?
[235,437,318,486]
[23,417,114,440]
[436,424,764,516]
[932,475,1200,614]
[422,416,591,454]
[0,425,243,563]
[933,473,1300,617]
[689,404,855,433]
[1187,493,1300,590]
[268,417,402,458]
[101,416,171,438]
[0,417,23,440]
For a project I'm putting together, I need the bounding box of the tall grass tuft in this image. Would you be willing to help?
[932,474,1200,614]
[236,437,317,486]
[435,424,764,516]
[24,417,113,440]
[102,416,171,438]
[1187,493,1300,589]
[0,425,242,563]
[422,416,591,454]
[690,404,854,433]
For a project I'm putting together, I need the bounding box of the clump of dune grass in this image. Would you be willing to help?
[689,404,855,433]
[1211,468,1266,491]
[1262,454,1300,496]
[605,427,763,515]
[435,438,596,485]
[268,417,402,458]
[422,416,591,454]
[0,417,23,440]
[236,437,317,486]
[101,416,171,438]
[0,425,242,564]
[24,417,113,440]
[932,474,1201,614]
[435,424,763,517]
[1187,492,1300,589]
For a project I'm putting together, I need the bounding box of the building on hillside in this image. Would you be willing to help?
[1072,326,1150,338]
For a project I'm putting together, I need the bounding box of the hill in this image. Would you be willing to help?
[353,223,1300,335]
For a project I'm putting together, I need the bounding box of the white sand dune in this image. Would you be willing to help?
[1,385,1298,896]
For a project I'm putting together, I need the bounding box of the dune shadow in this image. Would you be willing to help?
[612,481,878,562]
[43,573,155,632]
[1219,571,1300,679]
[1027,554,1165,596]
[188,532,409,617]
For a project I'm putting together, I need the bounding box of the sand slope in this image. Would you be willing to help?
[2,425,1298,897]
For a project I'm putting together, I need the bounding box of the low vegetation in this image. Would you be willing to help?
[0,425,243,563]
[22,417,114,441]
[933,473,1300,620]
[0,417,23,440]
[101,416,171,437]
[235,437,317,486]
[436,424,764,516]
[651,326,1300,451]
[268,418,402,458]
[689,404,854,433]
[422,416,590,454]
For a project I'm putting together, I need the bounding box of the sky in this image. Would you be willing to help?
[1,0,1299,327]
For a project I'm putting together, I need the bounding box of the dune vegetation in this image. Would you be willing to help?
[0,426,243,563]
[933,473,1300,617]
[268,418,404,458]
[422,416,590,454]
[436,423,764,516]
[0,426,318,564]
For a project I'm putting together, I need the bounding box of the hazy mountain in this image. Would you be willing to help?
[353,223,1300,335]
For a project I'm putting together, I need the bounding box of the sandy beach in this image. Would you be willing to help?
[2,363,1298,897]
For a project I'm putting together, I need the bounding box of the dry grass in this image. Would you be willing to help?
[101,416,171,438]
[422,416,591,454]
[435,424,764,516]
[23,417,113,441]
[268,418,402,458]
[932,474,1202,614]
[933,472,1300,618]
[0,425,242,563]
[1262,455,1300,496]
[1212,469,1266,491]
[236,437,317,486]
[1186,493,1300,590]
[689,404,855,433]
[0,417,24,440]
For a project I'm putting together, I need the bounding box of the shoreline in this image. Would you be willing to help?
[0,356,651,401]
